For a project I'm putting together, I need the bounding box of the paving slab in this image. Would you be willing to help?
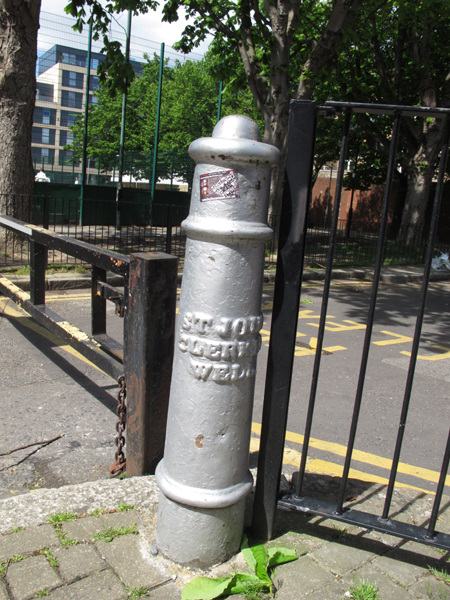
[309,539,374,576]
[346,563,418,600]
[6,554,62,600]
[0,525,60,562]
[96,534,173,589]
[52,544,107,582]
[45,569,127,600]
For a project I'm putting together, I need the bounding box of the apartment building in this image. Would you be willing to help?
[33,44,142,184]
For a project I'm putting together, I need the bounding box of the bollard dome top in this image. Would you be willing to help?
[212,115,261,142]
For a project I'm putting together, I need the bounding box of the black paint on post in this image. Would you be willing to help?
[92,266,107,336]
[125,251,178,476]
[251,100,317,541]
[30,240,46,306]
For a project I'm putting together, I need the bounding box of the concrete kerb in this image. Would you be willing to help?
[1,476,450,600]
[5,266,450,292]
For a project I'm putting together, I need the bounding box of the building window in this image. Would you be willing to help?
[62,70,84,89]
[32,127,55,145]
[59,149,79,167]
[36,82,54,102]
[89,94,99,105]
[32,147,55,165]
[61,90,83,109]
[33,107,56,126]
[89,76,100,91]
[60,110,81,128]
[60,130,74,147]
[90,58,99,70]
[61,52,85,67]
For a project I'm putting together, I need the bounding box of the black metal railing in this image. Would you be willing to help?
[252,100,450,550]
[0,214,178,477]
[2,192,446,270]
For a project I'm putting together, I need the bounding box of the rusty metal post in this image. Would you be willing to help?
[124,251,178,476]
[155,115,280,567]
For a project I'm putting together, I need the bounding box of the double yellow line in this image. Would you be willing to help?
[1,294,443,495]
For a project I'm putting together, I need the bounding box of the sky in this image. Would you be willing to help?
[40,0,211,56]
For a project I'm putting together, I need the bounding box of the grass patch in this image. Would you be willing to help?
[11,526,25,534]
[46,512,76,525]
[39,548,58,568]
[429,566,450,584]
[126,585,150,598]
[92,524,137,543]
[47,512,78,547]
[117,503,134,512]
[345,580,380,600]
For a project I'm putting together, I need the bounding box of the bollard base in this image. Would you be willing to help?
[156,493,245,568]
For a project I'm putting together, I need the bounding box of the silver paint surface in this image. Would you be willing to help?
[156,115,280,567]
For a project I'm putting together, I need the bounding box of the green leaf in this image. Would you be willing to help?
[240,535,258,574]
[240,536,271,585]
[181,576,233,600]
[227,573,267,595]
[266,547,298,569]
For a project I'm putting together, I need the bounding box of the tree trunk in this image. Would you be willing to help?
[0,0,40,220]
[397,125,443,246]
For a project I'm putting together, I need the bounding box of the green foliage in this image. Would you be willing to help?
[181,535,298,599]
[345,580,380,600]
[46,512,76,524]
[92,524,137,542]
[429,566,450,584]
[117,503,135,512]
[126,585,151,598]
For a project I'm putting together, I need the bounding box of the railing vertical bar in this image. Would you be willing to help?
[91,266,107,336]
[30,240,47,306]
[336,113,401,514]
[382,115,450,519]
[251,100,318,541]
[427,429,450,538]
[294,109,352,497]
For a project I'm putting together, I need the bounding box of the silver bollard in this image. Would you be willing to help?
[155,115,280,567]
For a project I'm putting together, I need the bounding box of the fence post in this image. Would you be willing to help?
[155,115,280,567]
[165,204,172,254]
[30,240,46,306]
[124,251,178,476]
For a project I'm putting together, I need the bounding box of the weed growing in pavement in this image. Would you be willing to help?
[182,535,298,599]
[117,503,135,512]
[429,566,450,584]
[46,512,77,547]
[92,524,137,543]
[35,588,50,597]
[11,526,25,533]
[46,512,76,525]
[344,580,381,600]
[126,585,150,598]
[39,548,58,568]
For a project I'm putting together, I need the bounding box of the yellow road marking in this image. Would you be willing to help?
[309,319,366,332]
[0,298,106,374]
[1,294,444,492]
[249,436,434,494]
[294,336,347,357]
[401,345,450,361]
[374,330,413,346]
[251,422,449,488]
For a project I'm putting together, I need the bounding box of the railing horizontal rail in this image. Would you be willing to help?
[0,214,129,275]
[0,274,123,380]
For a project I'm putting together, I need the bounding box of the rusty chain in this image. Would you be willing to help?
[109,375,127,477]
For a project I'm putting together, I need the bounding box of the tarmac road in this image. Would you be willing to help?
[0,278,449,500]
